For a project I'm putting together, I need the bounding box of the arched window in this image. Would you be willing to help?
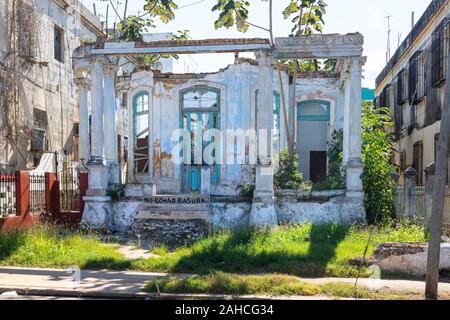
[133,91,149,174]
[297,100,330,121]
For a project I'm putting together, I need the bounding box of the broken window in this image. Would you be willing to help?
[133,92,150,174]
[409,51,426,103]
[397,69,408,105]
[379,84,391,107]
[431,17,450,87]
[54,25,64,63]
[17,2,35,57]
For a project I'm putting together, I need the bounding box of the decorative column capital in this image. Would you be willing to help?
[75,77,90,89]
[347,56,367,74]
[104,62,119,77]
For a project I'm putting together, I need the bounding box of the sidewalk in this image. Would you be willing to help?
[1,266,450,299]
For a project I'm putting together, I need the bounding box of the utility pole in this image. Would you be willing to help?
[425,45,450,300]
[385,15,392,63]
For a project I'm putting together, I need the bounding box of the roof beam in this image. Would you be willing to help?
[273,33,364,59]
[90,39,272,56]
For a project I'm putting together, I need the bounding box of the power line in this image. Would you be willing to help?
[178,0,208,9]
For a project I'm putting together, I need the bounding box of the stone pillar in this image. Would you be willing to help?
[82,57,112,228]
[404,166,417,217]
[342,70,351,165]
[425,162,436,223]
[343,57,366,198]
[75,77,90,163]
[103,62,120,187]
[249,50,278,227]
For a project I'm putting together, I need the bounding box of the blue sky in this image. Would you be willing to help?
[80,0,430,88]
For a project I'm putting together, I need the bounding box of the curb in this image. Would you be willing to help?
[0,286,332,300]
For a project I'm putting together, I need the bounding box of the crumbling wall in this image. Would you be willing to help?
[150,62,289,196]
[0,0,100,171]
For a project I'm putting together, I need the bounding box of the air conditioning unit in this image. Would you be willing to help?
[31,128,46,152]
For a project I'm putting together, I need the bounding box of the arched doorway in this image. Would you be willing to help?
[297,100,330,183]
[181,87,220,193]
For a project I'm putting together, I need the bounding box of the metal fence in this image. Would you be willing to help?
[29,174,46,213]
[59,168,80,212]
[0,173,16,217]
[394,186,450,232]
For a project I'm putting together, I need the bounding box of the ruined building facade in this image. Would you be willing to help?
[73,35,367,236]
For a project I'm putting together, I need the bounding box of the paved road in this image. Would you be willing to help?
[1,266,450,299]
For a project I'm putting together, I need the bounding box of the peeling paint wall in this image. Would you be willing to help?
[0,0,101,171]
[149,61,290,195]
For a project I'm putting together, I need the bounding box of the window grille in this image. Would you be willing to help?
[431,17,450,87]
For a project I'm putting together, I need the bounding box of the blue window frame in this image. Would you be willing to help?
[133,91,150,174]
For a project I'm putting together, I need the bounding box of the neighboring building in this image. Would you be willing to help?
[362,87,375,101]
[0,0,103,172]
[375,0,450,186]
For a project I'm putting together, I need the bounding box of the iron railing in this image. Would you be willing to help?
[59,168,80,211]
[0,173,16,217]
[29,174,46,213]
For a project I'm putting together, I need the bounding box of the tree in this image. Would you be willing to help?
[210,0,328,162]
[425,39,450,300]
[281,0,327,36]
[325,103,396,224]
[97,0,188,66]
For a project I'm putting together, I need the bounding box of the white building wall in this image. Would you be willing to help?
[147,62,289,195]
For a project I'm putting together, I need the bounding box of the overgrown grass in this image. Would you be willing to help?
[0,225,130,269]
[145,272,429,300]
[0,221,427,278]
[133,221,427,277]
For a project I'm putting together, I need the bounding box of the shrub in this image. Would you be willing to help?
[361,102,396,224]
[327,129,346,189]
[274,149,303,189]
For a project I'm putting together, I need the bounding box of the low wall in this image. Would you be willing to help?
[108,190,366,235]
[276,190,366,225]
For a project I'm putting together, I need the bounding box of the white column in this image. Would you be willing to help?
[249,49,278,227]
[86,57,107,195]
[82,57,112,228]
[75,77,90,163]
[103,62,120,186]
[342,69,351,165]
[89,57,105,164]
[344,57,366,197]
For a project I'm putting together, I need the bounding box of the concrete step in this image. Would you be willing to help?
[135,210,209,221]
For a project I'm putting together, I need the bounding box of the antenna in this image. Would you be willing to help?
[385,15,392,63]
